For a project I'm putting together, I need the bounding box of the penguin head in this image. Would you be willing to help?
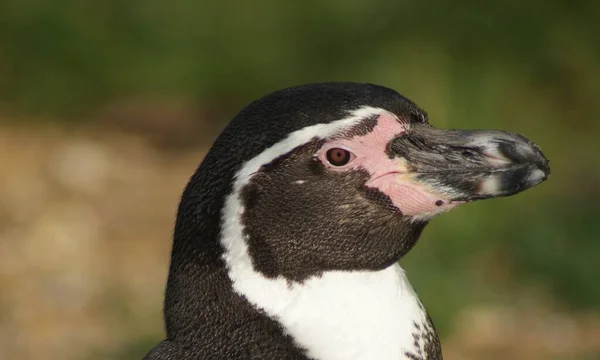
[176,82,550,283]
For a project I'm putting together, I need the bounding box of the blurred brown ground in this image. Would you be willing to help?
[0,122,199,359]
[0,122,598,360]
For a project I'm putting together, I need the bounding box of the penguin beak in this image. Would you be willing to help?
[387,123,551,202]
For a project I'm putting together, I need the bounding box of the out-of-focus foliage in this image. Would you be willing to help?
[0,1,598,359]
[1,1,598,118]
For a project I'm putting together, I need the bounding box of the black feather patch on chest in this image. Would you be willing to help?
[240,140,426,282]
[404,316,443,360]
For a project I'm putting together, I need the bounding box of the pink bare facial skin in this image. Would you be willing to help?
[317,112,462,219]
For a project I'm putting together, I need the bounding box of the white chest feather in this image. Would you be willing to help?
[271,265,431,360]
[225,246,432,360]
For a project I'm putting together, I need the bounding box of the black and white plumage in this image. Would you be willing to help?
[145,83,550,360]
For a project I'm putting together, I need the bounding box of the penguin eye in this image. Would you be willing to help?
[325,148,353,167]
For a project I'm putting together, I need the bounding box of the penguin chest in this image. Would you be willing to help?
[235,263,441,360]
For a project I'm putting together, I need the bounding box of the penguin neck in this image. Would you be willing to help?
[221,209,441,360]
[225,246,439,360]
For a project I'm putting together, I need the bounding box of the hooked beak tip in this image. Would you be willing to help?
[477,134,551,198]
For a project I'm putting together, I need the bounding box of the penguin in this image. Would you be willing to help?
[144,82,550,360]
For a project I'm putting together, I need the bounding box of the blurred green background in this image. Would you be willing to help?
[0,1,598,360]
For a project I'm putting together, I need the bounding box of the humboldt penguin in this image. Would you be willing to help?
[144,82,550,360]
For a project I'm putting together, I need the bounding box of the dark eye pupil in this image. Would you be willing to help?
[326,148,351,166]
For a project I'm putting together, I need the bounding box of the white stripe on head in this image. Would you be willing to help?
[220,105,385,304]
[234,106,387,191]
[221,106,385,296]
[219,106,431,360]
